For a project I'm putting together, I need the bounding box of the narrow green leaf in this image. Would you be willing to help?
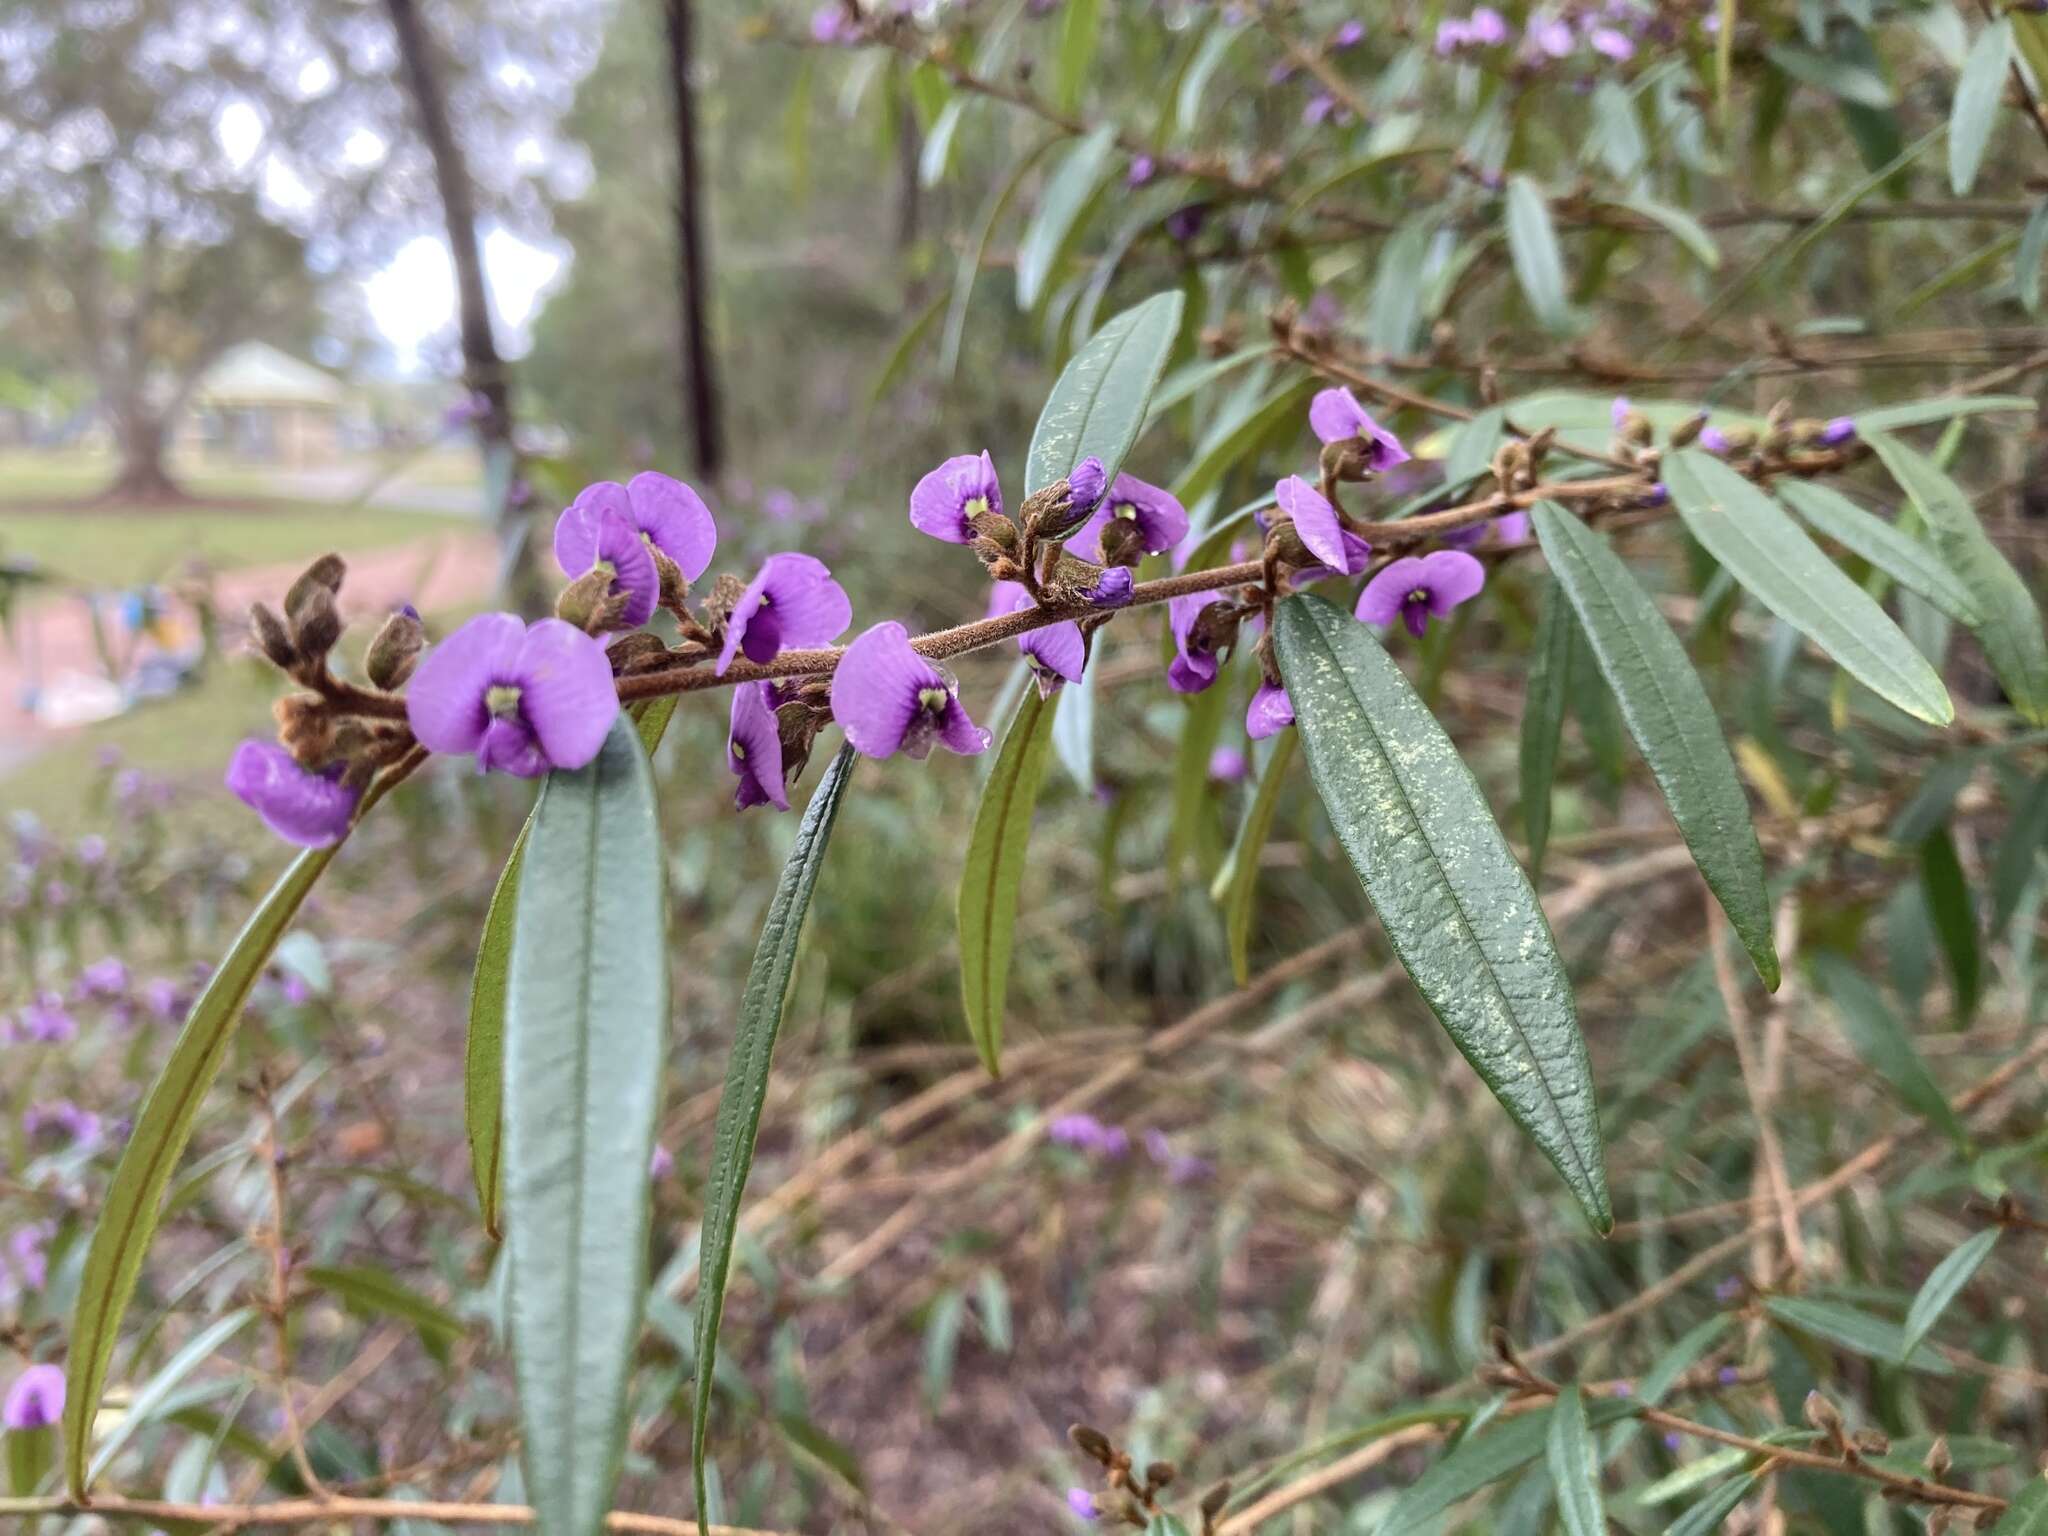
[63,767,395,1496]
[922,1290,966,1409]
[466,821,528,1241]
[1054,0,1099,114]
[1949,20,2012,195]
[1776,479,1982,625]
[1870,434,2048,724]
[1763,1296,1954,1374]
[693,746,856,1530]
[1143,345,1265,426]
[2001,1476,2048,1535]
[1663,452,1952,725]
[1446,405,1508,491]
[1587,80,1645,180]
[1809,953,1967,1145]
[1900,1228,1999,1364]
[1521,576,1578,877]
[1853,395,2031,433]
[1015,124,1115,313]
[1765,43,1894,107]
[1381,1400,1637,1536]
[958,690,1059,1075]
[1216,731,1297,985]
[1505,175,1573,333]
[1169,379,1314,509]
[1274,595,1611,1229]
[1368,216,1438,357]
[1531,503,1777,988]
[1174,23,1239,137]
[941,138,1058,381]
[1921,827,1981,1023]
[1663,1473,1758,1536]
[1166,679,1231,888]
[504,715,667,1536]
[918,98,966,188]
[1546,1387,1604,1536]
[301,1265,465,1364]
[1617,197,1720,269]
[1639,1451,1748,1506]
[1991,771,2048,931]
[86,1308,257,1487]
[1051,661,1096,795]
[1025,289,1185,501]
[7,1426,51,1497]
[2018,197,2048,314]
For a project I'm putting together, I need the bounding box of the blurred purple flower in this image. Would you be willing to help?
[1716,1365,1740,1386]
[1470,6,1509,43]
[1164,203,1209,244]
[1821,416,1856,446]
[25,1099,100,1150]
[1611,395,1632,428]
[2,1364,63,1430]
[1435,17,1472,52]
[831,622,990,760]
[718,553,851,674]
[811,4,860,43]
[727,681,788,812]
[1588,26,1634,59]
[74,958,128,999]
[1699,426,1729,454]
[143,978,184,1023]
[990,582,1086,697]
[910,452,1004,544]
[1208,745,1248,782]
[761,486,803,522]
[1333,19,1366,48]
[649,1145,674,1180]
[1356,551,1486,638]
[1662,1431,1683,1451]
[406,614,620,779]
[75,835,107,866]
[277,972,312,1007]
[1049,1114,1128,1158]
[1525,15,1575,56]
[1126,154,1157,187]
[1066,1487,1099,1520]
[7,1223,53,1292]
[1303,93,1340,126]
[1247,681,1295,740]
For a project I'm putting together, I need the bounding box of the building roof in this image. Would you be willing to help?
[192,342,348,408]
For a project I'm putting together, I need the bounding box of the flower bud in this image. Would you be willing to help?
[284,553,347,623]
[1926,1435,1952,1479]
[1802,1390,1846,1450]
[651,542,690,611]
[249,602,297,669]
[364,608,425,689]
[1069,1424,1115,1466]
[1200,1482,1232,1522]
[288,586,343,661]
[555,566,627,634]
[607,632,673,673]
[1669,413,1707,449]
[1144,1461,1176,1491]
[274,693,334,767]
[776,698,825,783]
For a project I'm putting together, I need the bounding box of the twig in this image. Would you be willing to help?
[1708,906,1807,1283]
[0,1494,790,1534]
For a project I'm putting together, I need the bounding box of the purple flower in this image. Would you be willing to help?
[224,742,361,848]
[406,614,620,779]
[143,978,183,1023]
[1355,550,1487,638]
[810,3,858,42]
[1065,456,1109,527]
[3,1365,63,1430]
[74,958,128,999]
[1643,482,1670,507]
[1699,426,1729,454]
[1164,203,1209,244]
[1049,1114,1128,1158]
[1441,510,1530,549]
[25,1099,100,1149]
[1083,566,1134,607]
[1127,153,1157,187]
[1435,18,1472,51]
[1821,416,1856,446]
[717,553,852,674]
[990,582,1086,697]
[1072,474,1190,566]
[1333,19,1366,48]
[277,972,312,1006]
[910,451,1004,544]
[553,501,658,629]
[1303,93,1339,126]
[1209,745,1248,782]
[1525,15,1576,56]
[1276,476,1372,577]
[1308,388,1411,471]
[20,993,75,1043]
[649,1144,674,1180]
[557,473,717,585]
[1588,26,1634,59]
[1714,1274,1743,1302]
[831,622,991,760]
[1611,1381,1634,1397]
[75,835,107,866]
[726,682,788,812]
[1066,1487,1100,1520]
[1610,396,1632,428]
[1168,592,1228,694]
[1470,5,1509,43]
[7,1224,53,1292]
[1247,681,1295,740]
[1662,1431,1683,1451]
[1716,1365,1740,1386]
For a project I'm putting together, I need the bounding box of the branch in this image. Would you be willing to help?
[0,1495,791,1534]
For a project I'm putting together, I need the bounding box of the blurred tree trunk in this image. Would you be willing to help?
[664,0,723,481]
[383,0,543,612]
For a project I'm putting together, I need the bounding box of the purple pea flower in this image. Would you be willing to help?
[726,681,788,812]
[1168,592,1228,694]
[1127,153,1157,187]
[1049,1114,1128,1158]
[648,1144,674,1180]
[1588,26,1634,59]
[25,1099,100,1150]
[1308,388,1412,471]
[1072,474,1190,565]
[1082,566,1134,607]
[3,1364,63,1430]
[75,835,107,866]
[1333,19,1365,48]
[1356,551,1487,638]
[1276,476,1372,577]
[1610,395,1632,428]
[19,993,75,1044]
[717,553,852,674]
[74,958,128,999]
[277,971,312,1006]
[1164,203,1208,244]
[143,978,183,1023]
[1064,456,1109,528]
[1435,18,1472,52]
[557,473,717,586]
[1303,93,1339,126]
[406,614,620,779]
[1209,745,1248,782]
[831,622,991,760]
[990,582,1086,697]
[1820,416,1856,446]
[810,2,859,43]
[1716,1365,1740,1386]
[7,1224,53,1292]
[910,451,1003,544]
[1699,425,1729,454]
[553,502,658,629]
[1247,681,1295,740]
[224,742,361,849]
[1470,5,1510,43]
[1067,1487,1100,1520]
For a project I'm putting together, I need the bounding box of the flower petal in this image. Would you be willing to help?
[554,482,632,578]
[1276,475,1368,574]
[405,611,527,754]
[1246,681,1295,740]
[831,621,932,757]
[1417,548,1487,615]
[1020,619,1086,686]
[224,741,361,847]
[510,618,620,771]
[476,716,551,779]
[909,452,1001,543]
[1308,387,1369,444]
[628,471,717,580]
[934,695,992,756]
[596,507,660,627]
[1355,557,1425,627]
[727,681,789,811]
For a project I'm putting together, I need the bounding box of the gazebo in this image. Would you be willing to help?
[183,342,350,469]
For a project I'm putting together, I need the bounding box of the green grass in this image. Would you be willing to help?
[0,500,449,588]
